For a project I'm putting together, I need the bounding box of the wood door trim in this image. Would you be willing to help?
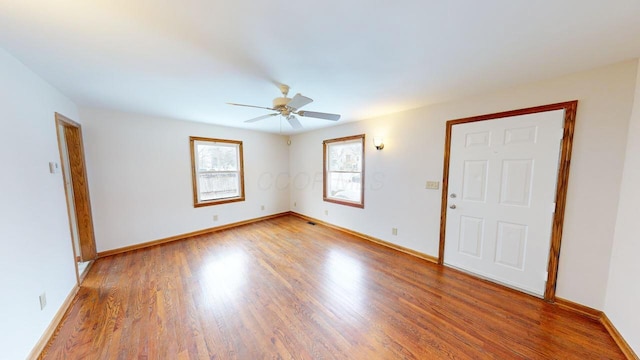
[438,101,578,302]
[545,101,578,300]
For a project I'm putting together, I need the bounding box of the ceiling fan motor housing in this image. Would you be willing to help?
[229,84,340,128]
[273,97,291,110]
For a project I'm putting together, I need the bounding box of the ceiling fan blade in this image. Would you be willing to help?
[297,110,341,121]
[244,113,278,123]
[287,115,303,129]
[286,93,313,110]
[227,102,276,111]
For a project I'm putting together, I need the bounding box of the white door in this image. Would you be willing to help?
[444,110,564,297]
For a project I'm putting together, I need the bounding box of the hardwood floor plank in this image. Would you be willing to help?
[40,215,625,359]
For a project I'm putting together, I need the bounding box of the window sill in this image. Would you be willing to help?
[323,197,364,209]
[194,196,245,208]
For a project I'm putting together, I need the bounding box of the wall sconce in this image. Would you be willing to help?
[373,137,384,150]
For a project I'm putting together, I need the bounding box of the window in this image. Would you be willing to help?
[323,134,365,208]
[190,137,245,207]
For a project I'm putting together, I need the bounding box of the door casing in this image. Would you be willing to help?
[55,113,97,283]
[438,101,578,301]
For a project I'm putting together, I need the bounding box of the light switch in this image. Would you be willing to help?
[49,162,60,174]
[426,181,440,190]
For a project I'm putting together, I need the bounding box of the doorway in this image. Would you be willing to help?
[55,113,97,283]
[438,101,577,301]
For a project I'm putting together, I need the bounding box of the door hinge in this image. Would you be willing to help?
[551,202,556,213]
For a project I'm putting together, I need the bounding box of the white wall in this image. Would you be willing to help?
[290,60,637,310]
[79,108,290,252]
[3,42,637,357]
[605,60,640,354]
[0,48,80,359]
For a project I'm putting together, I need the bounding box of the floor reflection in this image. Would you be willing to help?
[202,250,247,300]
[324,249,366,314]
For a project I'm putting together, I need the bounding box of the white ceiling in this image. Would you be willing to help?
[1,1,640,134]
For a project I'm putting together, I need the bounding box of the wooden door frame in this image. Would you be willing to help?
[438,101,578,301]
[55,113,97,282]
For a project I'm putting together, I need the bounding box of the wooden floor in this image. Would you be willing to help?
[40,215,624,359]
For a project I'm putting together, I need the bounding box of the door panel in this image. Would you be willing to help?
[462,160,488,202]
[504,125,537,145]
[444,110,564,297]
[459,216,484,257]
[465,131,491,147]
[495,221,527,270]
[499,159,533,206]
[64,126,97,261]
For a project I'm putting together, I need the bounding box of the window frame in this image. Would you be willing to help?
[190,136,245,207]
[323,134,365,208]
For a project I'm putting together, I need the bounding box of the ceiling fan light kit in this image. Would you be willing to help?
[227,84,341,129]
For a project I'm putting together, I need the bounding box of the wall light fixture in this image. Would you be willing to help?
[373,136,384,150]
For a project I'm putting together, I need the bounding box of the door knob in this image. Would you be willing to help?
[449,204,457,209]
[450,193,457,198]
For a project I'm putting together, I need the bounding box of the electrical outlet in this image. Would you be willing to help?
[261,205,265,210]
[426,181,440,190]
[293,202,297,207]
[324,209,328,216]
[392,228,398,236]
[213,215,218,221]
[39,292,47,310]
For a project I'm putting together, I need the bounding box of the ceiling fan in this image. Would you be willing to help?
[227,84,341,129]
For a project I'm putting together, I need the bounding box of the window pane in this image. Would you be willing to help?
[327,172,361,203]
[198,173,239,200]
[328,142,362,172]
[196,143,238,171]
[190,137,245,207]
